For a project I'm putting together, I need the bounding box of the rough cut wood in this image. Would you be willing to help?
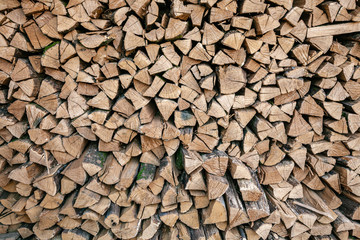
[1,0,360,238]
[307,22,360,38]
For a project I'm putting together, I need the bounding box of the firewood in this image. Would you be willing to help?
[32,164,63,196]
[240,0,266,13]
[17,224,33,238]
[159,209,178,227]
[139,215,161,239]
[202,196,227,224]
[61,156,88,186]
[335,165,360,196]
[332,209,354,232]
[62,228,91,240]
[102,202,120,228]
[138,203,158,220]
[352,221,360,238]
[301,187,338,224]
[116,157,139,190]
[244,185,270,222]
[285,200,317,229]
[8,162,43,185]
[82,209,100,221]
[206,173,229,200]
[201,151,228,176]
[2,0,360,238]
[73,187,101,209]
[237,170,263,201]
[85,177,110,196]
[185,167,206,192]
[159,155,179,187]
[225,175,250,228]
[203,224,221,240]
[129,184,161,206]
[33,224,61,240]
[160,181,176,208]
[80,219,99,236]
[179,206,199,229]
[229,156,251,179]
[308,22,360,38]
[58,216,82,230]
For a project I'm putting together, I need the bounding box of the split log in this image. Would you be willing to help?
[0,0,360,238]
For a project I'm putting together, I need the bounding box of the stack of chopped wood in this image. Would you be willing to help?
[1,0,360,239]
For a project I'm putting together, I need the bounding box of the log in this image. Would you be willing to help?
[307,22,360,38]
[1,0,360,238]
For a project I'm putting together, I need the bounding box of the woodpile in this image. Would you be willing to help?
[1,0,360,239]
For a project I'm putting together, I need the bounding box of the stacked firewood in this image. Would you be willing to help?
[1,0,360,239]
